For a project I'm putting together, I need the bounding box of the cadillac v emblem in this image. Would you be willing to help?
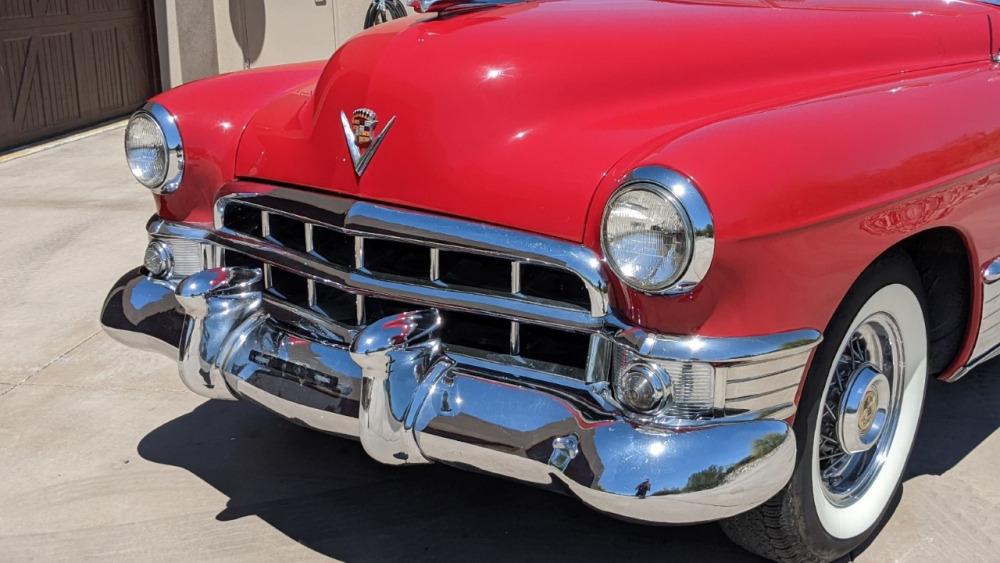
[341,107,396,178]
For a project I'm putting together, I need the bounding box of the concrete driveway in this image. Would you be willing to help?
[1,127,999,562]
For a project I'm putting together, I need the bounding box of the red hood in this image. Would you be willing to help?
[234,0,990,242]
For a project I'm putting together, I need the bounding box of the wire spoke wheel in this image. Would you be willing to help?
[817,313,904,506]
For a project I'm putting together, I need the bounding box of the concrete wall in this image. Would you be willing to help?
[153,1,412,89]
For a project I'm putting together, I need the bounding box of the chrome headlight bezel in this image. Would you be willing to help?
[125,102,184,194]
[601,166,715,294]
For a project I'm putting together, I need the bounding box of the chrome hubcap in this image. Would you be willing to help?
[818,313,903,506]
[836,365,890,454]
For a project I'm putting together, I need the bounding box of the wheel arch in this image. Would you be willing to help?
[895,227,976,379]
[846,226,976,381]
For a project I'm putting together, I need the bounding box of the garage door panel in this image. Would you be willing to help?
[115,20,153,107]
[0,0,32,20]
[90,25,122,110]
[0,0,156,150]
[0,0,145,29]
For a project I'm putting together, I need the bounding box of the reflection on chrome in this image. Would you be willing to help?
[101,265,800,523]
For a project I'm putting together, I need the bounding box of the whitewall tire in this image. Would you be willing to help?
[722,250,929,562]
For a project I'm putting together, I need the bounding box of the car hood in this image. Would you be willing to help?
[234,0,989,242]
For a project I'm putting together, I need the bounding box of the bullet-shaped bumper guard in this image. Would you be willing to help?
[101,267,797,524]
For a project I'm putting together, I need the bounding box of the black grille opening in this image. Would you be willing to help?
[519,324,589,370]
[520,264,590,309]
[223,203,263,238]
[267,213,307,253]
[223,251,264,272]
[313,227,355,269]
[439,251,512,293]
[364,239,431,279]
[441,311,510,355]
[315,283,356,325]
[364,297,420,322]
[269,267,310,309]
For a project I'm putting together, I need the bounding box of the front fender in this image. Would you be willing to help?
[149,62,325,224]
[584,64,1000,341]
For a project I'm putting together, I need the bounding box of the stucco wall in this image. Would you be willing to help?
[154,0,412,89]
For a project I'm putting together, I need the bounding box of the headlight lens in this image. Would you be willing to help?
[603,185,692,291]
[601,168,715,294]
[124,103,183,193]
[125,113,167,188]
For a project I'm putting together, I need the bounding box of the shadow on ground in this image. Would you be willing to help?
[137,404,757,562]
[905,357,1000,478]
[136,359,1000,562]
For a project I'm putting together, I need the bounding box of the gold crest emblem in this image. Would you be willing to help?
[351,108,378,147]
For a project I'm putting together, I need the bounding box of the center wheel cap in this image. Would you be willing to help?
[837,365,891,454]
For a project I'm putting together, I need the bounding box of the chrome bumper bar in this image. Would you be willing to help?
[101,266,801,524]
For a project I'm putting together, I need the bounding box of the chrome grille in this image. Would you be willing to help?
[214,190,608,382]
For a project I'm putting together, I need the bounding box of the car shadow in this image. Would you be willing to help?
[904,357,1000,479]
[136,358,1000,562]
[137,403,759,562]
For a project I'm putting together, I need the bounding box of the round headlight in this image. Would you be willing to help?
[124,103,183,193]
[601,167,714,294]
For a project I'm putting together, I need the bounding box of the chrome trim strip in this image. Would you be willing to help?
[261,210,271,238]
[429,248,441,282]
[304,223,315,253]
[306,278,317,308]
[355,236,365,269]
[511,261,522,294]
[585,335,612,384]
[614,326,822,364]
[724,364,805,399]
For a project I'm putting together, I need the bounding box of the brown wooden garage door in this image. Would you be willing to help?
[0,0,158,151]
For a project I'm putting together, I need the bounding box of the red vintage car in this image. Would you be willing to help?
[101,0,1000,560]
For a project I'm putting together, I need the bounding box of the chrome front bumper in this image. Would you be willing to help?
[102,266,801,524]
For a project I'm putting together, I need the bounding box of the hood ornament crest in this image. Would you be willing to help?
[341,107,396,178]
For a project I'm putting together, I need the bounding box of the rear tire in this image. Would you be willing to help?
[721,251,928,562]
